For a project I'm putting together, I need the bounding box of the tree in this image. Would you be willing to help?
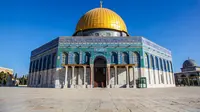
[0,72,4,84]
[17,75,28,85]
[0,72,8,85]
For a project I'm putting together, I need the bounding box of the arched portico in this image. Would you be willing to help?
[94,56,107,88]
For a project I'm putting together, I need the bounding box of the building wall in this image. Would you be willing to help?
[28,36,175,88]
[0,67,13,74]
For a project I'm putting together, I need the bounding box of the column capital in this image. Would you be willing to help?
[71,66,75,68]
[90,64,94,67]
[83,65,87,69]
[64,65,68,68]
[107,64,111,67]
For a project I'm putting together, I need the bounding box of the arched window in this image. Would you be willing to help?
[36,60,39,72]
[38,75,41,85]
[167,61,170,72]
[155,57,159,70]
[170,61,173,72]
[51,53,56,68]
[122,52,129,64]
[163,60,167,71]
[160,58,163,71]
[39,58,42,71]
[47,55,51,69]
[62,52,68,65]
[34,61,37,72]
[74,52,79,64]
[144,53,150,68]
[111,52,118,64]
[133,52,140,67]
[150,55,155,69]
[43,56,47,70]
[29,62,32,73]
[32,61,36,72]
[85,52,91,64]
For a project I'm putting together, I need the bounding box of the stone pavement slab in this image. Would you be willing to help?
[0,87,200,112]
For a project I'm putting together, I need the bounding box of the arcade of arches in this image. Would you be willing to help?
[62,55,136,88]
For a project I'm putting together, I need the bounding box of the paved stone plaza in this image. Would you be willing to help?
[0,87,200,112]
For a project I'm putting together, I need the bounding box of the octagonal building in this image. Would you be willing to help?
[28,5,175,88]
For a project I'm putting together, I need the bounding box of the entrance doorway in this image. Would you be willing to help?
[94,56,107,88]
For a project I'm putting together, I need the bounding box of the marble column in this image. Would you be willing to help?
[64,66,68,88]
[31,74,33,86]
[114,66,118,87]
[43,74,46,87]
[133,66,136,88]
[197,76,200,86]
[46,72,48,87]
[35,73,38,87]
[107,64,110,88]
[32,73,35,86]
[71,66,75,88]
[172,73,175,85]
[126,66,130,88]
[187,76,190,86]
[83,66,87,88]
[28,74,31,86]
[41,74,43,87]
[90,65,94,88]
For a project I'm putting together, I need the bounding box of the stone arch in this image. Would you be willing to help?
[92,54,109,64]
[94,56,107,87]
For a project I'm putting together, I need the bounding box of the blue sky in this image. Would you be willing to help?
[0,0,200,76]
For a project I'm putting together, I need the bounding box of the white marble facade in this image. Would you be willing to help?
[28,66,175,88]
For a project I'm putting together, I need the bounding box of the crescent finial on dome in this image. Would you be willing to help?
[100,0,103,8]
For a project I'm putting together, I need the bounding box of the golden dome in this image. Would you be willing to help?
[75,7,128,34]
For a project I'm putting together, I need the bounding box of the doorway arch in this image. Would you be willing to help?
[94,56,107,88]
